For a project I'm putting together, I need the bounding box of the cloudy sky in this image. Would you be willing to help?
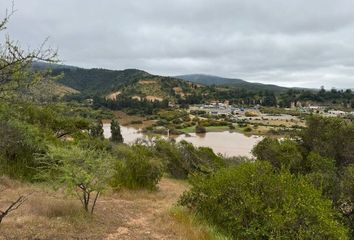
[2,0,354,89]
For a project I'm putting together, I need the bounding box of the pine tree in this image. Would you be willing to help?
[111,119,123,143]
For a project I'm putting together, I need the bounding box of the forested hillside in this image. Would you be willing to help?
[31,63,354,111]
[33,63,289,102]
[55,68,149,95]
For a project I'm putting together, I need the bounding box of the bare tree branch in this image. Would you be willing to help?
[0,1,15,31]
[91,192,100,214]
[0,192,31,224]
[0,2,59,97]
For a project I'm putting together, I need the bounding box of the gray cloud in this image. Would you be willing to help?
[1,0,354,89]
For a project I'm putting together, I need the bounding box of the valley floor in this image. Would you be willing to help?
[0,177,209,240]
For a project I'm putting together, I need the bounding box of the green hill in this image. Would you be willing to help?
[32,63,300,106]
[33,63,291,100]
[54,68,150,95]
[47,66,203,102]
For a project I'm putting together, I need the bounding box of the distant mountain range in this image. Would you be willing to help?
[175,74,288,92]
[31,62,294,101]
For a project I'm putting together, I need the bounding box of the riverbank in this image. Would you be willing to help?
[179,124,269,136]
[110,110,303,138]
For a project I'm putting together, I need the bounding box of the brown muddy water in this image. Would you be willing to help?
[103,124,262,157]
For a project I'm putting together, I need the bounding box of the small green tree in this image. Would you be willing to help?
[90,120,104,139]
[111,144,163,190]
[110,119,123,143]
[39,146,113,214]
[154,140,224,179]
[252,137,304,174]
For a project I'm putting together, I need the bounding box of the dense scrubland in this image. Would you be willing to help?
[1,99,354,239]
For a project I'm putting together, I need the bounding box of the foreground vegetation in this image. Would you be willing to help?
[0,100,230,239]
[181,115,354,239]
[2,98,354,239]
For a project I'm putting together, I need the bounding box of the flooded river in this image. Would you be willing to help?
[103,124,262,157]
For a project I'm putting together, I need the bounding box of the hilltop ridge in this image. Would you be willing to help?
[175,74,288,92]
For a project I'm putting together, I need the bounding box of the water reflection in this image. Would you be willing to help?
[103,123,144,143]
[175,131,262,157]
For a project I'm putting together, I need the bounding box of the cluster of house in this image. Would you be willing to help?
[190,101,354,119]
[191,102,260,116]
[324,110,354,117]
[287,103,354,117]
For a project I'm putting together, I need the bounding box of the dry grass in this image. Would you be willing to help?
[139,80,157,85]
[0,177,110,239]
[145,95,163,102]
[173,87,185,97]
[251,118,306,128]
[29,196,83,219]
[169,207,230,240]
[0,177,221,240]
[0,176,21,189]
[131,95,141,101]
[113,110,156,128]
[28,81,79,99]
[105,91,121,101]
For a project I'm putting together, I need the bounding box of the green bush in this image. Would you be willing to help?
[111,145,163,190]
[180,161,348,239]
[154,140,225,179]
[252,137,304,174]
[158,109,188,121]
[304,151,339,201]
[244,126,252,132]
[195,125,206,133]
[237,122,248,127]
[172,118,183,124]
[300,115,354,168]
[130,120,143,124]
[0,120,49,180]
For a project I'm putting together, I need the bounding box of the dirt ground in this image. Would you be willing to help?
[0,177,191,240]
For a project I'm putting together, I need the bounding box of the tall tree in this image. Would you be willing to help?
[263,91,277,106]
[111,119,123,143]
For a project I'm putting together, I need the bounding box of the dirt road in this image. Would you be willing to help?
[105,178,188,240]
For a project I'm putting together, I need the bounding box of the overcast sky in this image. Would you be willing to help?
[2,0,354,89]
